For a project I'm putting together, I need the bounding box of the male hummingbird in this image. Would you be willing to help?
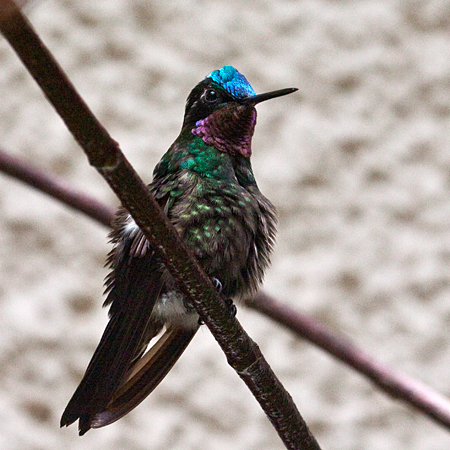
[61,66,297,435]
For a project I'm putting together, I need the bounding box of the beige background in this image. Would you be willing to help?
[1,1,450,449]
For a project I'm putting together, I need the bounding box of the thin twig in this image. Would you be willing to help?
[247,292,450,430]
[0,148,114,226]
[0,2,320,448]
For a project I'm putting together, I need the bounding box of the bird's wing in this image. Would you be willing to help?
[61,224,165,435]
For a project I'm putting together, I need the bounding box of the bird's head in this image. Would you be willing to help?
[182,66,296,158]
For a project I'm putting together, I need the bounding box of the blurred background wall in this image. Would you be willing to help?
[1,1,450,449]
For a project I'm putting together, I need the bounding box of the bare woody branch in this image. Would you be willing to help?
[0,2,320,449]
[246,292,450,430]
[0,148,114,226]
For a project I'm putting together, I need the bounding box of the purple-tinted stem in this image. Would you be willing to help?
[0,148,114,227]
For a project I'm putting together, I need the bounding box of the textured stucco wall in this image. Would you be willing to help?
[1,1,450,449]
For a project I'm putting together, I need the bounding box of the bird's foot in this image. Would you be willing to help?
[211,277,223,293]
[196,279,234,326]
[224,297,237,318]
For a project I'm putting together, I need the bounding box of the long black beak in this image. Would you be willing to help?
[240,87,298,105]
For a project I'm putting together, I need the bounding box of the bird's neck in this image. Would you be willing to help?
[154,133,260,196]
[154,136,241,183]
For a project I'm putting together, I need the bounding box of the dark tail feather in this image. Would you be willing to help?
[60,274,163,435]
[89,325,199,429]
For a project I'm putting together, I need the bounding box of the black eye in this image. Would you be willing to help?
[204,88,220,104]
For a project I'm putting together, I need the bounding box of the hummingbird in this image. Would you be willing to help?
[60,66,297,435]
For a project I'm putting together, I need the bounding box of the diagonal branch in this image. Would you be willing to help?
[2,148,450,432]
[0,148,114,226]
[0,2,320,449]
[246,292,450,430]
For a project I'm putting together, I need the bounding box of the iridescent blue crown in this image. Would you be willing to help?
[207,66,256,99]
